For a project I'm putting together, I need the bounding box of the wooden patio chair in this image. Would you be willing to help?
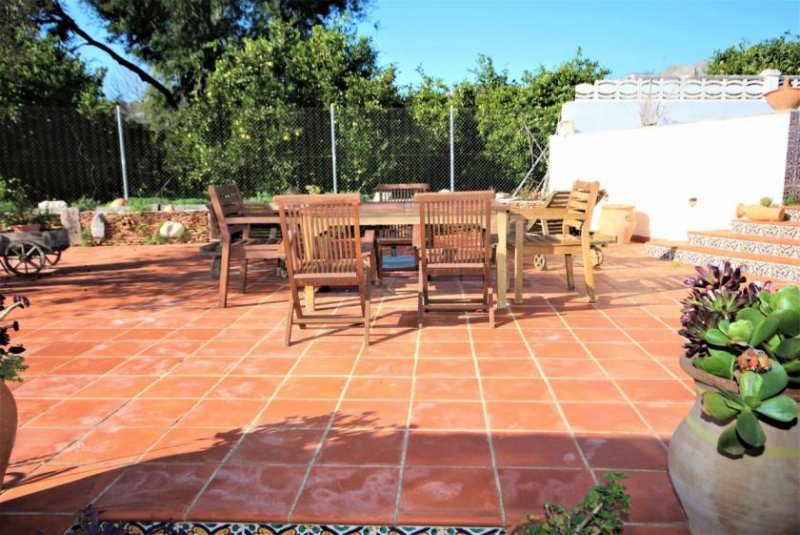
[375,183,430,278]
[417,190,495,328]
[509,180,601,302]
[208,184,283,308]
[275,194,374,346]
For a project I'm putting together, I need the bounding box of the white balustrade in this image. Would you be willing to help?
[574,76,800,101]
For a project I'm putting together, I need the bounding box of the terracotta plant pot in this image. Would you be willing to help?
[598,204,636,244]
[668,358,800,534]
[765,77,800,112]
[0,382,18,491]
[735,204,786,221]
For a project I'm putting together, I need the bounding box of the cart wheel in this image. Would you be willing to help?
[591,247,604,267]
[45,249,62,266]
[532,253,547,271]
[3,241,46,277]
[210,257,221,279]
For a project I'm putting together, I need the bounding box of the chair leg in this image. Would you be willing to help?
[565,254,575,290]
[581,242,596,303]
[218,243,231,308]
[488,286,495,329]
[417,292,424,328]
[376,245,383,281]
[241,259,248,292]
[363,282,371,346]
[292,285,306,330]
[284,296,295,346]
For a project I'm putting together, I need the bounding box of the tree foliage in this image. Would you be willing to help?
[708,32,800,75]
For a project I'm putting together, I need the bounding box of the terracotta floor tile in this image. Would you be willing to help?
[73,375,156,398]
[601,359,674,380]
[0,514,74,535]
[139,341,202,358]
[562,314,617,329]
[416,357,477,377]
[639,341,683,358]
[531,342,588,358]
[317,429,404,465]
[333,400,410,429]
[9,428,86,467]
[584,343,649,359]
[636,402,693,436]
[560,402,650,433]
[193,339,257,357]
[549,379,626,403]
[597,469,686,523]
[48,357,125,375]
[256,399,338,428]
[208,376,282,399]
[485,402,566,432]
[23,357,72,376]
[166,328,220,342]
[405,431,492,466]
[276,377,348,400]
[11,375,96,399]
[361,341,417,357]
[418,340,472,357]
[305,340,364,358]
[14,398,58,426]
[293,356,357,376]
[222,328,271,341]
[103,398,195,427]
[140,375,219,399]
[114,328,172,341]
[188,464,306,521]
[413,377,481,401]
[29,342,97,357]
[292,466,399,524]
[53,426,164,464]
[229,357,297,376]
[578,434,667,470]
[476,358,539,378]
[109,357,182,376]
[499,468,595,526]
[95,463,216,520]
[491,433,583,468]
[169,357,237,376]
[411,401,486,430]
[480,378,553,402]
[228,428,324,465]
[353,357,415,377]
[26,399,126,428]
[616,379,694,403]
[397,466,501,525]
[180,399,265,428]
[141,427,236,463]
[345,377,412,400]
[570,328,629,343]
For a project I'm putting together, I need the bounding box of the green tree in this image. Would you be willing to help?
[37,0,368,108]
[709,32,800,75]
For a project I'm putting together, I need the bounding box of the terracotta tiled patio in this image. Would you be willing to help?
[0,243,697,534]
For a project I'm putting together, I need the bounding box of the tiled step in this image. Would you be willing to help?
[645,241,800,282]
[688,230,800,259]
[731,219,800,240]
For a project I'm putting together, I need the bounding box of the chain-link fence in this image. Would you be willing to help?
[0,106,546,203]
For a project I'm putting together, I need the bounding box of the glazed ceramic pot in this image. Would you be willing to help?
[0,382,18,490]
[765,77,800,112]
[668,358,800,534]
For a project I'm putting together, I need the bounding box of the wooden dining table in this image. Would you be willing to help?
[224,200,536,310]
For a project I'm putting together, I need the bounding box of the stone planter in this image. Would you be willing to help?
[0,382,18,490]
[765,77,800,112]
[668,358,800,534]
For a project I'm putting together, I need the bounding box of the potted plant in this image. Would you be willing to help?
[670,263,799,534]
[0,293,29,490]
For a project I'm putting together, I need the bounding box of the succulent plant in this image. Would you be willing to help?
[678,264,799,457]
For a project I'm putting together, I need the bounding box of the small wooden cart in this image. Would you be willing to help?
[0,229,70,277]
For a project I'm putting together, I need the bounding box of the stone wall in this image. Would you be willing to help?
[78,210,210,246]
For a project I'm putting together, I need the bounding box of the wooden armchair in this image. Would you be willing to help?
[275,194,374,346]
[417,190,495,328]
[208,185,283,308]
[509,180,601,302]
[375,183,429,278]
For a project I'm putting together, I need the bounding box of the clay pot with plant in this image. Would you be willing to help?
[0,293,29,490]
[671,263,799,534]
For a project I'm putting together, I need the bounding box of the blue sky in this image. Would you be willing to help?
[64,0,800,99]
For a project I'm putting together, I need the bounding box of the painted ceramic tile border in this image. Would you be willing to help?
[730,221,800,240]
[687,233,800,259]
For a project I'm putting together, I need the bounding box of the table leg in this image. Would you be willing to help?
[514,217,524,304]
[496,210,508,309]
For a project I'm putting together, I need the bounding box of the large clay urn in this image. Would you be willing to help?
[765,77,800,112]
[0,382,18,490]
[668,358,800,534]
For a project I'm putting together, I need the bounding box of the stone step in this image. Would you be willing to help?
[730,219,800,240]
[645,241,800,282]
[688,230,800,259]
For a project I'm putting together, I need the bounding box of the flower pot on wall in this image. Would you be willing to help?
[765,77,800,112]
[736,204,786,221]
[668,359,800,535]
[0,382,18,490]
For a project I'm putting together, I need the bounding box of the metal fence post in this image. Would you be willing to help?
[115,105,129,199]
[330,104,338,194]
[449,105,455,191]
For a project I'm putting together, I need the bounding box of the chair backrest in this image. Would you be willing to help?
[275,194,364,278]
[208,184,245,240]
[417,190,494,265]
[377,183,430,203]
[562,180,601,238]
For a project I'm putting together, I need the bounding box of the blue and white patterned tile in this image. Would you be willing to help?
[65,522,506,535]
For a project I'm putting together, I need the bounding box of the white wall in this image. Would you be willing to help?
[549,113,792,241]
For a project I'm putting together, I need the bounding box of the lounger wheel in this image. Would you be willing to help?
[3,241,46,277]
[532,253,547,271]
[591,247,604,267]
